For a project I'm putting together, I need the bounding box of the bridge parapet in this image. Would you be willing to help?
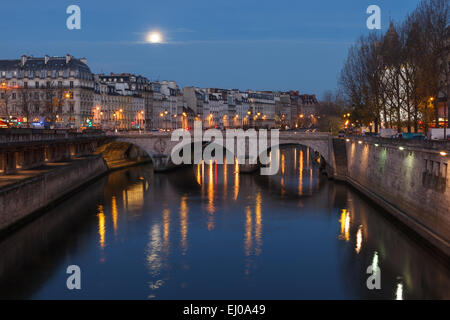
[0,128,106,175]
[345,135,450,153]
[0,128,105,145]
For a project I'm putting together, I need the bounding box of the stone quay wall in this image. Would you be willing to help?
[0,155,108,235]
[345,136,450,256]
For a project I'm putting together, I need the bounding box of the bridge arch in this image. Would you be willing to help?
[95,140,154,169]
[99,133,336,174]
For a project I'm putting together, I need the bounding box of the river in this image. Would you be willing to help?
[0,146,448,299]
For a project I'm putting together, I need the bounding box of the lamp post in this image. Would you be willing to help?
[247,110,252,128]
[139,110,145,132]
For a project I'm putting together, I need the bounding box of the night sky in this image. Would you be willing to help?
[1,0,421,97]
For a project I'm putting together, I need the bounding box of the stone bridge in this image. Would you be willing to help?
[0,129,346,178]
[0,128,106,175]
[105,131,345,177]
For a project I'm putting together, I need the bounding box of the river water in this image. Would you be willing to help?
[0,147,449,299]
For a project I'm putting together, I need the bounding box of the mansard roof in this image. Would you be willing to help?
[0,55,92,79]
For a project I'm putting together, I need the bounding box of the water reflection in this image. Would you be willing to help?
[0,146,449,299]
[180,195,188,255]
[355,225,363,254]
[112,196,118,235]
[339,209,350,242]
[97,205,106,250]
[395,280,404,300]
[147,224,163,276]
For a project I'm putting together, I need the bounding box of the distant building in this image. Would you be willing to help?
[248,92,275,128]
[0,54,94,128]
[0,54,320,131]
[97,72,152,130]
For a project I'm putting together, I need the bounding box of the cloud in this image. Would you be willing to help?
[160,38,354,46]
[5,38,353,47]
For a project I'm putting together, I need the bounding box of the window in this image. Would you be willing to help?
[35,82,39,88]
[70,81,74,88]
[23,82,28,88]
[58,81,63,88]
[12,93,16,100]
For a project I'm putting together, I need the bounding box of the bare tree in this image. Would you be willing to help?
[42,81,67,127]
[338,0,449,135]
[0,86,12,119]
[17,86,33,128]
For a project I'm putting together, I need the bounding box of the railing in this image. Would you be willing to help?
[345,135,450,152]
[0,128,105,145]
[107,130,332,139]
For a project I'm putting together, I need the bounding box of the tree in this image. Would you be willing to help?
[317,90,345,134]
[17,86,32,128]
[338,0,449,134]
[0,84,12,119]
[42,81,69,127]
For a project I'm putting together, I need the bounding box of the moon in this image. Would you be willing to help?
[147,32,163,43]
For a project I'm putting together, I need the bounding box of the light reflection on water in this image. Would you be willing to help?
[0,146,449,300]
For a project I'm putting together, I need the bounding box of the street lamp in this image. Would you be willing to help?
[113,113,117,132]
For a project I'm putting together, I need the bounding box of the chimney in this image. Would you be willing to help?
[20,55,27,67]
[80,57,87,65]
[44,55,50,65]
[66,54,72,64]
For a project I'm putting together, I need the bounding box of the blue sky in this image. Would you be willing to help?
[1,0,421,97]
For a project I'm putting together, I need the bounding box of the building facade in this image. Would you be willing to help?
[0,54,95,128]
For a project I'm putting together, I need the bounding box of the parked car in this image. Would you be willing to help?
[380,128,397,138]
[402,133,426,140]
